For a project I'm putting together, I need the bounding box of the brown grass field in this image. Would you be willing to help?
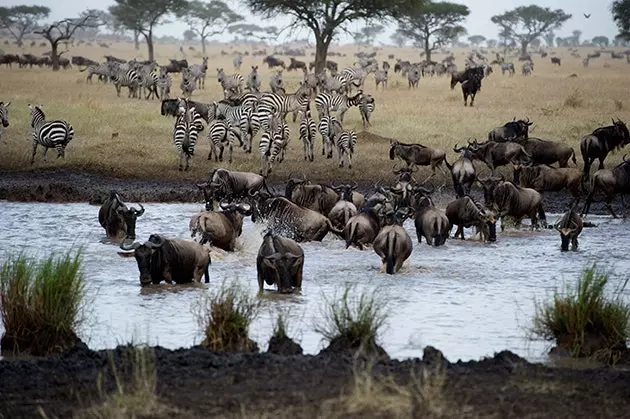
[1,40,629,185]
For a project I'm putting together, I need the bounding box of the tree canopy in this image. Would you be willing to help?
[110,0,190,61]
[491,5,571,55]
[390,29,407,48]
[592,35,610,48]
[183,0,243,54]
[0,5,50,46]
[244,0,425,72]
[353,23,385,47]
[228,23,278,43]
[467,34,485,46]
[396,1,469,62]
[612,0,630,41]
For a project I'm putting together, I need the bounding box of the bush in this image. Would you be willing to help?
[532,264,630,363]
[195,280,259,353]
[316,284,388,355]
[0,250,86,356]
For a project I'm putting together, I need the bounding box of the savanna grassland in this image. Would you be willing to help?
[1,41,629,186]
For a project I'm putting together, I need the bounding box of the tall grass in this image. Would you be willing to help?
[532,264,630,363]
[0,249,86,355]
[194,280,259,352]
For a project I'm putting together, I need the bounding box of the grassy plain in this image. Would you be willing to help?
[1,40,629,184]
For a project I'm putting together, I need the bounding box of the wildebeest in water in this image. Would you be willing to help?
[256,232,304,293]
[554,209,583,251]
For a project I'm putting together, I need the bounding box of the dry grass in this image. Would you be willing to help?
[1,41,630,184]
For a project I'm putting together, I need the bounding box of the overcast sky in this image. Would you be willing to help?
[8,0,619,44]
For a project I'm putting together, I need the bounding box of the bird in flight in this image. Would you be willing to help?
[584,13,591,18]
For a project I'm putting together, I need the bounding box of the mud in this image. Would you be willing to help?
[1,342,630,418]
[0,168,621,216]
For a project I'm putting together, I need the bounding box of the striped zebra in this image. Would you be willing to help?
[173,104,202,171]
[317,114,342,159]
[111,68,140,98]
[188,57,208,89]
[317,71,347,94]
[27,104,74,165]
[0,101,10,141]
[137,67,160,100]
[233,54,242,71]
[501,62,515,76]
[258,85,311,123]
[302,68,318,95]
[407,66,420,88]
[180,67,197,97]
[336,130,357,169]
[259,114,290,176]
[246,65,261,92]
[314,90,364,122]
[80,62,111,83]
[157,67,172,99]
[269,70,284,94]
[341,63,377,92]
[299,105,316,162]
[521,62,533,76]
[359,95,375,129]
[374,69,388,90]
[207,115,242,164]
[217,68,244,96]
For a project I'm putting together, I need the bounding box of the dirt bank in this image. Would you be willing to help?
[0,342,629,418]
[0,168,622,216]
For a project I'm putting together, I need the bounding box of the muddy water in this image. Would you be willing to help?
[1,201,629,362]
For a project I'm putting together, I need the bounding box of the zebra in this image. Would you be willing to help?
[173,104,201,171]
[336,130,357,168]
[374,69,388,90]
[521,62,533,76]
[80,62,111,83]
[302,68,318,95]
[299,104,316,162]
[246,65,261,92]
[317,71,347,94]
[27,104,75,165]
[314,90,364,122]
[317,114,342,159]
[341,63,377,92]
[111,68,140,98]
[233,54,242,71]
[359,95,375,129]
[0,101,10,141]
[180,67,197,97]
[217,68,244,97]
[501,62,515,76]
[269,70,284,94]
[259,114,290,176]
[258,84,311,123]
[407,66,420,88]
[157,67,172,99]
[188,57,208,89]
[137,66,160,100]
[207,115,242,164]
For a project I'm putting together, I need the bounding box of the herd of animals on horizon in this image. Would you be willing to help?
[1,46,630,292]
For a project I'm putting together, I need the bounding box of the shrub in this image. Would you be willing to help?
[195,280,259,352]
[0,250,86,356]
[532,264,630,363]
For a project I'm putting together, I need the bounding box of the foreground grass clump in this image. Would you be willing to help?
[195,280,259,352]
[0,250,86,356]
[267,310,303,355]
[532,265,630,363]
[317,285,388,356]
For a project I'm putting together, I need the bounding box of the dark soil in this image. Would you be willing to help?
[0,168,622,216]
[1,342,630,418]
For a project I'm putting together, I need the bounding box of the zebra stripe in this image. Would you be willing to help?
[112,69,140,98]
[314,90,363,122]
[188,57,208,89]
[336,130,357,168]
[317,114,342,159]
[157,68,172,100]
[207,116,239,164]
[246,66,261,92]
[359,95,375,129]
[259,116,290,176]
[173,105,201,171]
[299,106,316,162]
[0,101,9,141]
[258,87,311,123]
[217,68,244,96]
[180,67,197,98]
[28,104,74,165]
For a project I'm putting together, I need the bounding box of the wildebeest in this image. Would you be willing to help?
[515,137,577,168]
[487,181,547,230]
[516,165,583,206]
[190,201,252,251]
[262,55,285,69]
[163,59,188,74]
[389,140,448,181]
[466,139,531,176]
[201,168,272,203]
[413,196,450,246]
[118,234,211,286]
[452,66,484,106]
[580,119,630,180]
[161,98,209,125]
[446,196,496,242]
[582,156,630,218]
[446,144,476,197]
[328,184,359,230]
[386,166,418,210]
[248,191,343,242]
[256,232,304,293]
[98,190,145,242]
[554,209,583,251]
[285,178,339,215]
[287,57,307,72]
[344,193,393,250]
[488,118,532,142]
[373,208,413,274]
[551,57,561,66]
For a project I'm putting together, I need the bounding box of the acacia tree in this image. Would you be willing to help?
[0,5,50,46]
[110,0,190,61]
[592,35,610,48]
[353,23,385,46]
[572,29,582,46]
[228,23,278,43]
[543,31,554,47]
[467,34,485,46]
[183,0,243,55]
[491,5,571,56]
[390,29,407,47]
[245,0,423,73]
[612,0,630,41]
[396,1,469,62]
[35,11,102,70]
[486,38,497,48]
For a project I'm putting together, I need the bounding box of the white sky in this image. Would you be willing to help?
[4,0,618,44]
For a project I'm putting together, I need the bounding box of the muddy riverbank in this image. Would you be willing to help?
[0,342,629,418]
[0,168,619,215]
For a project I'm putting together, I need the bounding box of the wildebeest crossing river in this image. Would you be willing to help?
[1,201,629,362]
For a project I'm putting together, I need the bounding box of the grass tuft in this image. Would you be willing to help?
[194,280,259,352]
[0,249,86,356]
[614,99,624,111]
[532,264,630,363]
[563,89,584,108]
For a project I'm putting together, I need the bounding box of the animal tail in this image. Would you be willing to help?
[327,218,345,238]
[570,148,577,165]
[433,219,443,246]
[345,222,356,249]
[386,231,396,275]
[79,67,88,72]
[537,204,547,228]
[444,156,452,170]
[232,128,243,146]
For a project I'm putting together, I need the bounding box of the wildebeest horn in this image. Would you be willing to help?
[351,181,358,190]
[146,235,165,248]
[249,189,260,197]
[120,241,141,251]
[612,118,616,125]
[132,204,145,216]
[219,200,230,210]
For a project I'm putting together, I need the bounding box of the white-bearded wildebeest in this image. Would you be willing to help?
[328,183,359,231]
[190,201,252,251]
[344,193,394,250]
[580,118,630,180]
[551,57,561,66]
[452,66,484,106]
[487,181,547,230]
[413,196,451,246]
[373,208,413,274]
[554,209,583,251]
[118,234,211,286]
[446,144,476,198]
[516,165,583,207]
[488,118,532,142]
[160,98,209,125]
[513,137,577,169]
[257,232,304,294]
[445,196,496,242]
[98,190,145,242]
[582,156,630,218]
[248,191,344,242]
[201,168,272,203]
[386,165,419,210]
[285,177,340,215]
[466,139,531,180]
[389,140,448,183]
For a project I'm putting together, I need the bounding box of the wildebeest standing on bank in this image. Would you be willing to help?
[445,196,496,242]
[98,190,145,242]
[582,156,630,218]
[516,165,583,207]
[413,196,451,246]
[389,140,448,182]
[118,234,211,286]
[580,118,630,180]
[465,139,531,179]
[256,232,304,293]
[555,209,583,251]
[515,137,577,169]
[488,118,532,142]
[373,208,413,274]
[447,143,476,197]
